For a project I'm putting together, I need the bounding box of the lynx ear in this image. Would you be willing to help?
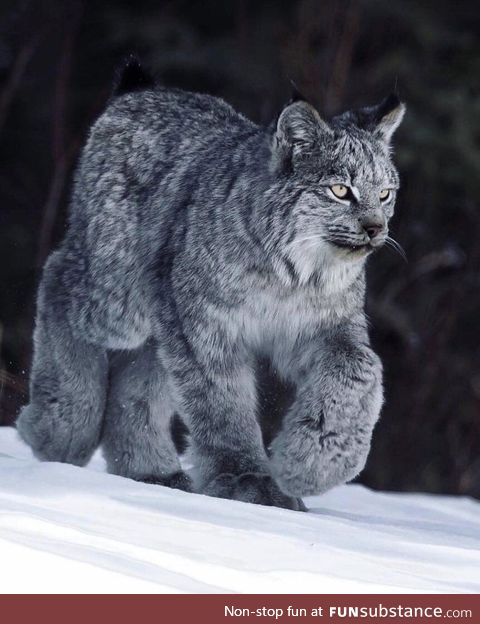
[372,94,406,143]
[272,101,332,171]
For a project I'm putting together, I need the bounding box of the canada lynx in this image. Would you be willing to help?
[18,60,405,510]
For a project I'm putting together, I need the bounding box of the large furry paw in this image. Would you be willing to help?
[270,422,371,497]
[202,472,306,511]
[16,404,95,466]
[136,471,193,492]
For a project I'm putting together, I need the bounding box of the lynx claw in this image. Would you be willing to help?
[202,472,305,511]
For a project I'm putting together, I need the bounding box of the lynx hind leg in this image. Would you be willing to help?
[17,251,108,465]
[102,342,192,492]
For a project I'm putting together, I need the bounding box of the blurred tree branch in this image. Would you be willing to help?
[36,2,83,268]
[0,35,39,136]
[324,1,360,113]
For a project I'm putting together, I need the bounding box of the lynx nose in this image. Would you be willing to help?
[361,219,384,240]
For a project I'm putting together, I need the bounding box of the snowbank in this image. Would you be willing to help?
[0,426,479,594]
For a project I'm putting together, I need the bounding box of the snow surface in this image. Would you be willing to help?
[0,426,479,594]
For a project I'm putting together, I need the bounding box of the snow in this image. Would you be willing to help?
[0,426,479,594]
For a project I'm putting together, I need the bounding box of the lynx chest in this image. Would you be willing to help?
[236,276,353,357]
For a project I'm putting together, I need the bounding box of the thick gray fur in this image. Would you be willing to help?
[17,71,405,510]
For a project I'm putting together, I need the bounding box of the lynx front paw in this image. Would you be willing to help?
[17,403,96,466]
[202,472,305,511]
[270,422,371,497]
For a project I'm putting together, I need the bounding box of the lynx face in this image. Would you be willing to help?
[269,95,405,272]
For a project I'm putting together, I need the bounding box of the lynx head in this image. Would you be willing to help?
[268,94,405,282]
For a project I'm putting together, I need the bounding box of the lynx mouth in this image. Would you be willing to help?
[330,240,373,253]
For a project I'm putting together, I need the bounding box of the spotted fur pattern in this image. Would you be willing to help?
[17,68,405,509]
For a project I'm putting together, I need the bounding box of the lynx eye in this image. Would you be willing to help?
[379,189,391,202]
[330,184,349,199]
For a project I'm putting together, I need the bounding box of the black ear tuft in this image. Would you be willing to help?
[288,80,310,105]
[113,55,155,96]
[373,93,401,123]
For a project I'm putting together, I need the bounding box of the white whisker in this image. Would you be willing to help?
[385,236,408,262]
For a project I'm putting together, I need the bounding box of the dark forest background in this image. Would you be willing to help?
[0,0,479,497]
